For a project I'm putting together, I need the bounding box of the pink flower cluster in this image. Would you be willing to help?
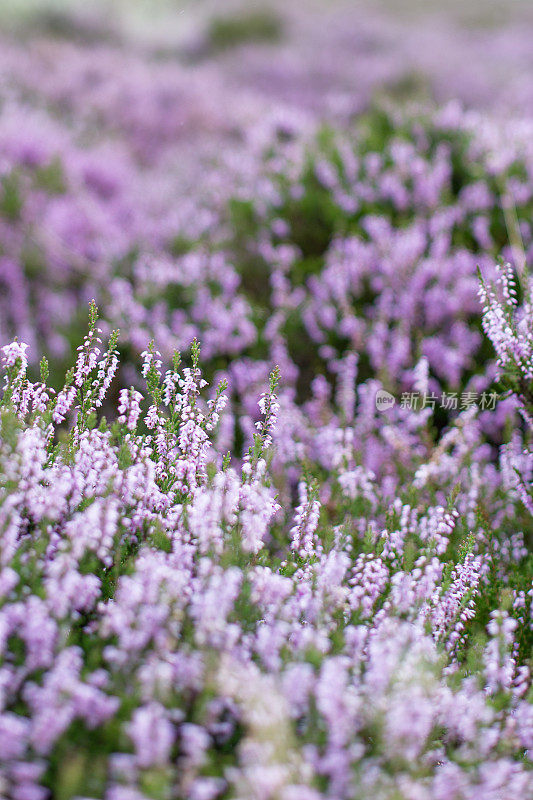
[0,296,530,797]
[0,3,531,797]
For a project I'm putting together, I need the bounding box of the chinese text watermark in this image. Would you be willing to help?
[375,390,500,412]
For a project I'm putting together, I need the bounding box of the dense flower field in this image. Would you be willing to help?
[0,2,532,799]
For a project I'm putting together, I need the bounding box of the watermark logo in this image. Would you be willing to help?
[375,389,500,413]
[375,389,396,412]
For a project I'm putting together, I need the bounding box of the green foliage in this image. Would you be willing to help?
[207,10,283,52]
[0,169,23,220]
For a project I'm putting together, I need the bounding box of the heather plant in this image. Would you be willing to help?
[0,302,531,799]
[479,260,533,518]
[0,5,532,798]
[220,106,533,404]
[479,261,533,421]
[2,95,533,428]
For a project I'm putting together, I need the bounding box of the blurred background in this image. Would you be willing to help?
[0,0,532,378]
[1,0,533,118]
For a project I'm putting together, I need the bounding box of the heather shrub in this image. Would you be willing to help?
[0,290,531,799]
[0,7,532,797]
[479,261,533,517]
[220,106,533,403]
[2,101,533,424]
